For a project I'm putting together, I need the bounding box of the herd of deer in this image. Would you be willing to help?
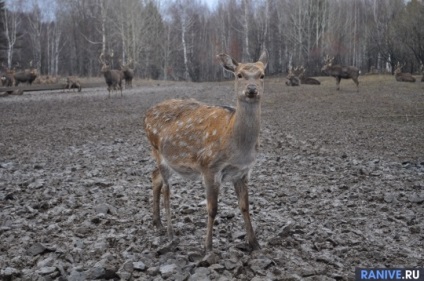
[143,50,424,252]
[0,50,421,252]
[0,53,134,95]
[1,53,421,96]
[287,56,423,90]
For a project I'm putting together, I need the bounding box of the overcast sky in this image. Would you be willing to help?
[201,0,219,10]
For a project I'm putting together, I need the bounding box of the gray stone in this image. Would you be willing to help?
[36,266,57,275]
[1,267,20,277]
[26,243,50,256]
[159,264,178,279]
[85,267,105,279]
[189,267,211,281]
[68,269,86,281]
[133,261,146,271]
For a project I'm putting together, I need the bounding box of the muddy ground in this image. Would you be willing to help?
[0,75,423,280]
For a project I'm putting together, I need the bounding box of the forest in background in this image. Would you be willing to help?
[0,0,423,82]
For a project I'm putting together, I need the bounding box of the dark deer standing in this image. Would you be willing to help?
[394,62,416,83]
[99,53,123,97]
[120,59,134,89]
[14,63,38,86]
[321,55,360,91]
[297,66,320,85]
[144,50,268,251]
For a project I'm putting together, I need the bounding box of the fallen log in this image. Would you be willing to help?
[0,82,105,94]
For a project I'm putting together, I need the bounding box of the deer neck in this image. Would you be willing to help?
[228,99,261,153]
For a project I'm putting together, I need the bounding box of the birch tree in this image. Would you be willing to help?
[2,2,23,68]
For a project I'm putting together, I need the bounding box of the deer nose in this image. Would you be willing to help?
[245,84,258,97]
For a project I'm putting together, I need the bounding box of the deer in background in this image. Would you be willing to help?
[14,61,38,86]
[1,69,15,87]
[394,62,416,83]
[65,76,82,92]
[1,64,15,87]
[321,55,360,91]
[99,52,123,97]
[296,66,320,85]
[285,67,300,86]
[119,59,134,89]
[144,50,268,251]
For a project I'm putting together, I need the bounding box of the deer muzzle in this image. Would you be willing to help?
[245,84,258,98]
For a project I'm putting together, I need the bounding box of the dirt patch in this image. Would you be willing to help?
[0,76,423,280]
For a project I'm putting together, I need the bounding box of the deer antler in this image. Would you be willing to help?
[323,55,334,65]
[99,53,105,64]
[395,61,406,70]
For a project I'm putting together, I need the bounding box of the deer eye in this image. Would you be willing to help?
[260,74,265,79]
[237,73,243,79]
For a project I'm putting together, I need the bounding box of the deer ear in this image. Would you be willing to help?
[258,49,268,69]
[217,54,238,73]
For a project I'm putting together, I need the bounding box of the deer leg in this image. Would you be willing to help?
[353,78,359,91]
[152,166,175,239]
[336,77,341,90]
[152,167,164,230]
[203,175,219,251]
[233,176,260,250]
[159,164,174,239]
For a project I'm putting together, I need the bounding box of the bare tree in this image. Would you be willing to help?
[26,3,43,71]
[2,1,23,68]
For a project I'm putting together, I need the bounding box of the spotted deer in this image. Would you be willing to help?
[144,50,268,251]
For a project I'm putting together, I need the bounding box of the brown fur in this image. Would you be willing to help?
[120,59,134,88]
[285,67,300,86]
[65,76,82,92]
[144,50,268,251]
[394,62,416,83]
[296,66,320,85]
[14,68,38,86]
[99,53,123,97]
[1,69,15,87]
[322,56,359,91]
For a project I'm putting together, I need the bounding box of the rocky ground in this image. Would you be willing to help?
[0,75,423,281]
